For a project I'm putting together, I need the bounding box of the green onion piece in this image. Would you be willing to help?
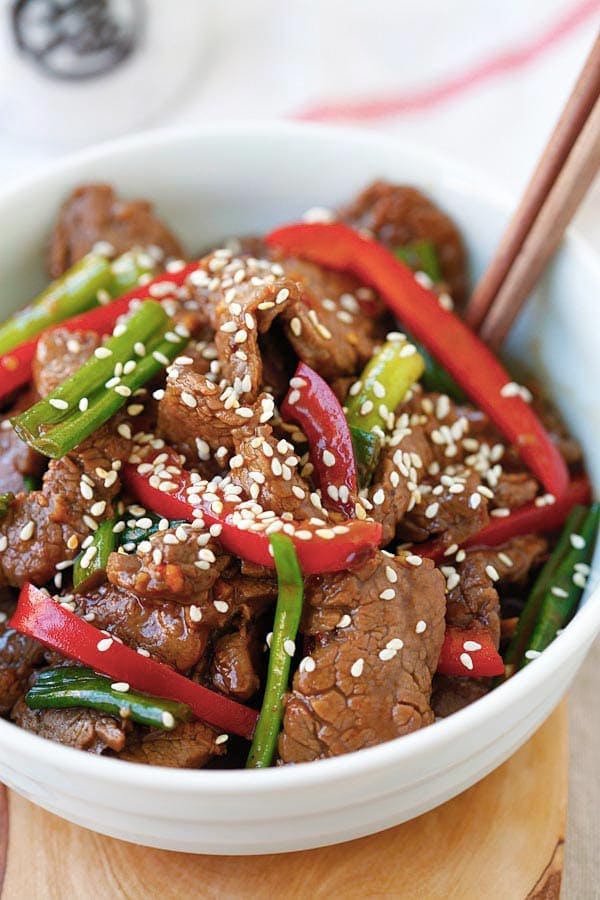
[521,503,599,666]
[0,492,14,517]
[503,505,591,677]
[0,254,113,356]
[22,475,39,493]
[119,513,186,550]
[108,250,156,296]
[246,534,304,768]
[12,300,185,459]
[26,666,191,730]
[350,425,382,488]
[73,519,118,593]
[394,240,441,283]
[345,338,425,434]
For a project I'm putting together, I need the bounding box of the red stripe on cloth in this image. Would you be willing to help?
[295,0,600,122]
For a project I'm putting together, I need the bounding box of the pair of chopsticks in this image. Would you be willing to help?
[465,33,600,351]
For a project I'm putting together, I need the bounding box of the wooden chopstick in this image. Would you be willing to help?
[465,32,600,345]
[477,95,600,350]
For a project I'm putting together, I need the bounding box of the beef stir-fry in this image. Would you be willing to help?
[0,181,596,769]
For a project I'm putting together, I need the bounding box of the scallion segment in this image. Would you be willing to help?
[345,337,425,434]
[246,534,304,768]
[350,425,382,488]
[503,504,599,676]
[0,251,156,358]
[25,666,191,730]
[73,519,118,593]
[394,240,441,283]
[11,300,185,458]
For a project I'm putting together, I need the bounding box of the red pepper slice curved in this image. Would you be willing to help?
[9,583,258,740]
[266,223,569,500]
[122,447,381,574]
[437,626,505,677]
[0,263,200,404]
[418,475,591,563]
[281,362,357,517]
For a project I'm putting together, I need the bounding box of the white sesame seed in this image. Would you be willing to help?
[350,658,364,677]
[379,588,396,600]
[94,346,112,359]
[300,656,316,674]
[181,391,197,409]
[415,620,427,634]
[425,502,439,519]
[322,450,336,468]
[550,586,569,598]
[387,638,404,651]
[379,648,397,661]
[97,638,113,652]
[161,711,176,729]
[573,572,588,589]
[283,639,296,657]
[460,652,474,670]
[406,554,423,567]
[111,682,130,693]
[214,600,229,614]
[215,733,229,745]
[49,398,68,410]
[290,317,302,337]
[525,650,541,660]
[372,489,385,506]
[337,614,351,628]
[570,533,586,550]
[463,641,482,652]
[19,520,35,541]
[78,397,89,412]
[137,647,151,657]
[385,565,398,583]
[486,565,500,582]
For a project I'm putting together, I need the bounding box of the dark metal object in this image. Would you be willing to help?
[11,0,144,80]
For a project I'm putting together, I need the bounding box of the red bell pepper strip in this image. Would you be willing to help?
[281,362,357,517]
[437,626,505,677]
[121,447,381,574]
[266,223,569,500]
[9,583,258,740]
[0,263,200,404]
[418,475,591,563]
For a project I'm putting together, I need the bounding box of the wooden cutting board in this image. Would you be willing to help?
[0,704,567,900]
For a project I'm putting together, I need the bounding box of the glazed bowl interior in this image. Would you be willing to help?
[0,123,597,854]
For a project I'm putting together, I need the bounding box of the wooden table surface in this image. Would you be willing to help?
[0,704,567,900]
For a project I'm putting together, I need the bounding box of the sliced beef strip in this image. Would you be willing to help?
[279,551,446,763]
[0,439,121,588]
[431,676,491,718]
[398,467,489,549]
[73,583,208,672]
[277,258,382,380]
[11,695,126,753]
[368,426,433,545]
[48,184,184,278]
[339,180,468,303]
[443,534,548,646]
[156,365,270,463]
[0,389,45,495]
[230,424,319,520]
[210,623,261,701]
[32,328,100,398]
[118,720,224,768]
[0,598,45,714]
[107,526,229,604]
[433,535,547,717]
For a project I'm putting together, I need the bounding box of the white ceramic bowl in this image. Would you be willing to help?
[0,123,598,855]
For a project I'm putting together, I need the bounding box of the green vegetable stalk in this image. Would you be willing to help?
[350,425,382,488]
[246,534,304,768]
[345,337,425,434]
[73,519,118,593]
[12,300,185,459]
[26,666,191,730]
[0,250,155,357]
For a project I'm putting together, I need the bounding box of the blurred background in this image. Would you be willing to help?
[1,0,599,893]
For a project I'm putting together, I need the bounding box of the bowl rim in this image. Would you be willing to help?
[0,120,597,796]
